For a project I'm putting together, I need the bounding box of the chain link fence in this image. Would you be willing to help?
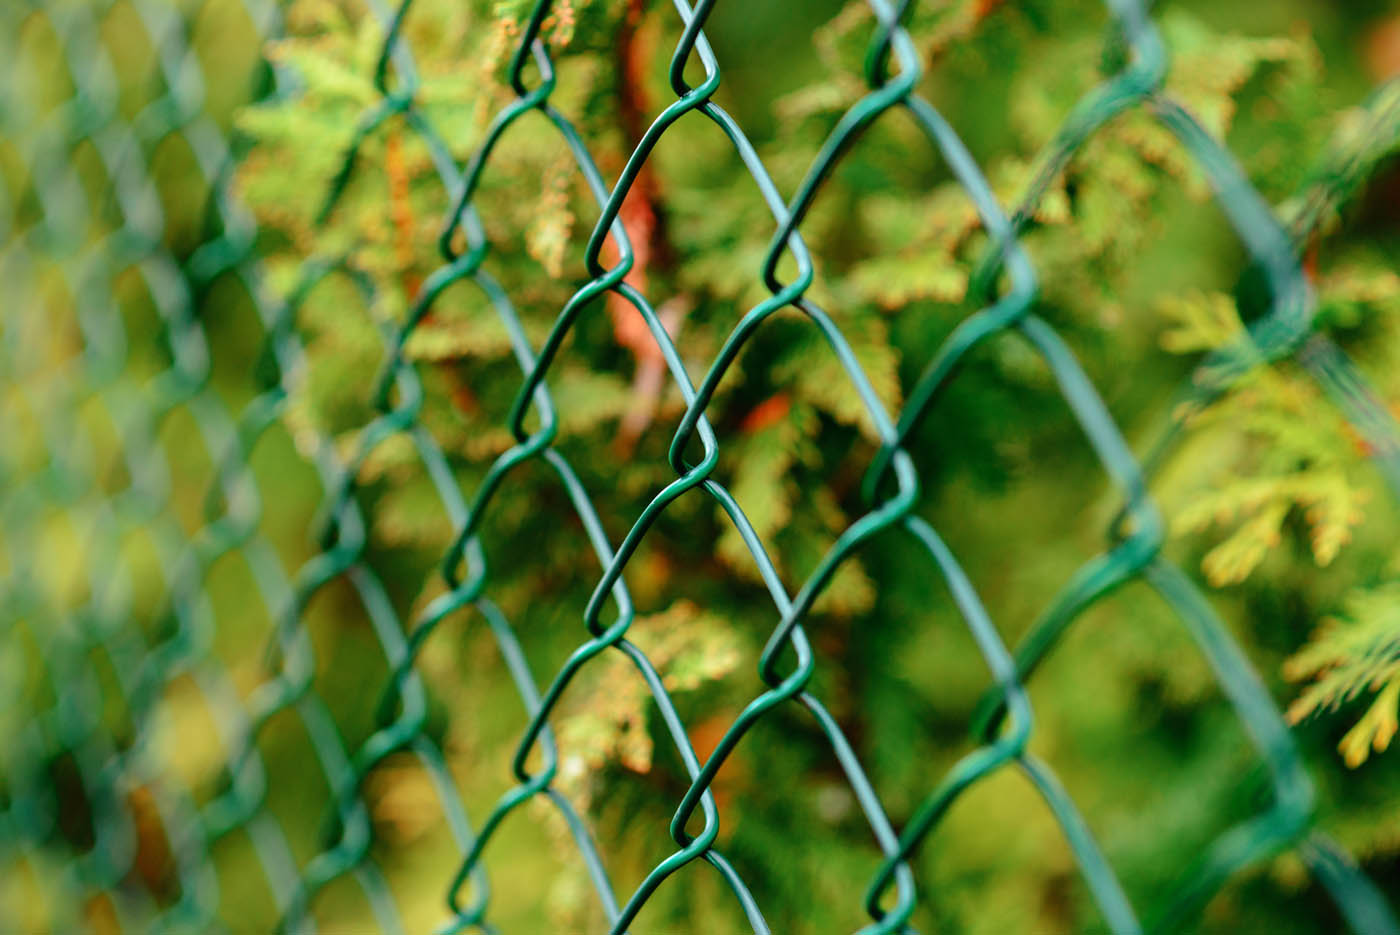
[3,0,1398,932]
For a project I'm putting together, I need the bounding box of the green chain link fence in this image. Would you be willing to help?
[3,0,1399,931]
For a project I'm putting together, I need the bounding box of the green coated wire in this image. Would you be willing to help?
[3,0,1400,932]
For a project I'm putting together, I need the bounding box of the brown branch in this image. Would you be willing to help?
[606,0,688,456]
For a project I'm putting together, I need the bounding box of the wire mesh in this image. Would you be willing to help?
[2,0,1398,932]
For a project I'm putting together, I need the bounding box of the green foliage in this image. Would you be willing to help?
[230,0,1400,929]
[555,600,745,799]
[1155,78,1400,765]
[1286,581,1400,767]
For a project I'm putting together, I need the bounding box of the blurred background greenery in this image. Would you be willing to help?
[4,0,1400,932]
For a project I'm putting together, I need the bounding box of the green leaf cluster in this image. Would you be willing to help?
[231,0,1400,929]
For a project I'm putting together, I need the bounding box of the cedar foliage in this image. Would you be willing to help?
[231,0,1400,931]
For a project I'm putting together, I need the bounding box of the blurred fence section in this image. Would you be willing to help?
[2,1,1399,933]
[0,0,310,929]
